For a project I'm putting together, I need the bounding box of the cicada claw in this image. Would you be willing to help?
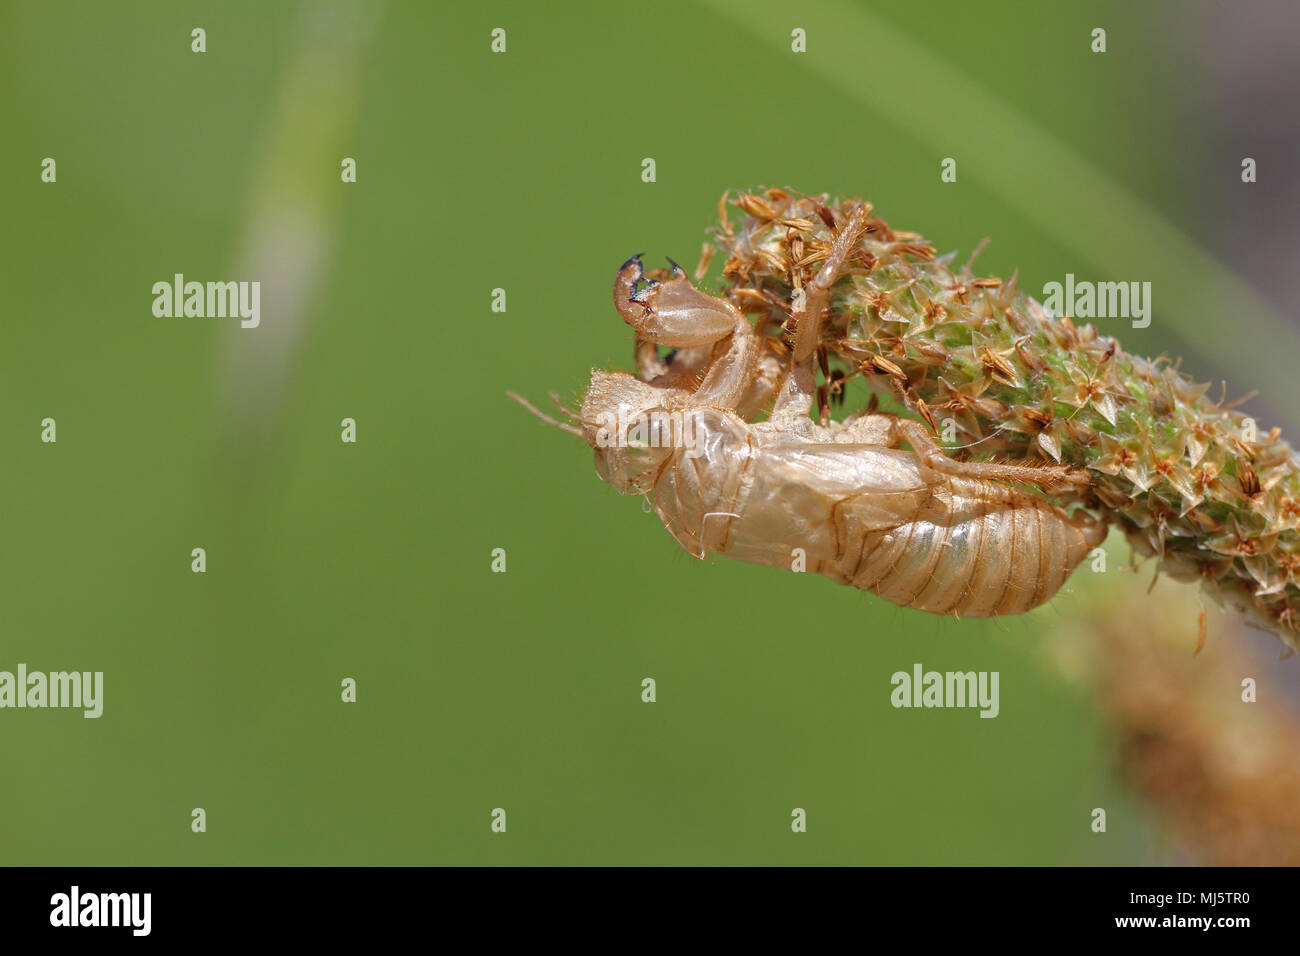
[613,253,740,347]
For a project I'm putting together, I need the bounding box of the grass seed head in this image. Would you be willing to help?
[713,188,1300,647]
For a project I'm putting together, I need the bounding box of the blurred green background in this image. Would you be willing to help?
[2,0,1295,864]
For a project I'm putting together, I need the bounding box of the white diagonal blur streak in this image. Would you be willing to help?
[221,0,381,438]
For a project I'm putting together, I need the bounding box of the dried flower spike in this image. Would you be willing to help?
[712,188,1300,648]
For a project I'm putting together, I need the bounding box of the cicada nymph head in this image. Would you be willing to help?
[579,370,687,495]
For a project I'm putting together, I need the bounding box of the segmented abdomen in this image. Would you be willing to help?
[644,410,1102,618]
[832,476,1103,616]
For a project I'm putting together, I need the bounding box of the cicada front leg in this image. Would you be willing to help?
[613,254,759,411]
[628,260,714,387]
[735,342,790,420]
